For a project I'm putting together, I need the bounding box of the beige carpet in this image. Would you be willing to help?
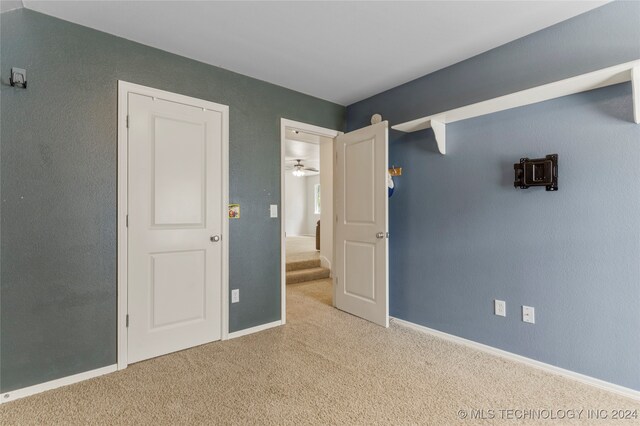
[1,279,638,425]
[286,236,319,262]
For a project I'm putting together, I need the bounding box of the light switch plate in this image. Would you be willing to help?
[270,204,278,218]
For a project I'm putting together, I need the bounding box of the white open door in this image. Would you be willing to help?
[127,92,225,363]
[334,121,389,327]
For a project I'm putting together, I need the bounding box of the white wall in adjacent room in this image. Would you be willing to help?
[306,175,321,236]
[285,172,307,236]
[319,140,333,270]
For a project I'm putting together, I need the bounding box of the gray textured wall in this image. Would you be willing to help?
[347,1,640,390]
[0,9,344,393]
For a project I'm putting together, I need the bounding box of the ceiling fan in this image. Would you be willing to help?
[289,159,318,177]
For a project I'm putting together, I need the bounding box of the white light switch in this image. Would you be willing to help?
[270,204,278,218]
[494,300,506,317]
[231,289,239,303]
[522,305,535,324]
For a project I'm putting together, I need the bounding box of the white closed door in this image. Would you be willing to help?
[334,121,389,327]
[128,93,225,363]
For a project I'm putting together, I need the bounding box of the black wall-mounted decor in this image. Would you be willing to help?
[514,154,558,191]
[9,67,27,89]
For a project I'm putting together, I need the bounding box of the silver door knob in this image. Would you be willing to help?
[376,232,385,239]
[210,235,221,242]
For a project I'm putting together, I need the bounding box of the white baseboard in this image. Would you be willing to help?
[391,317,640,402]
[319,255,332,275]
[0,364,117,404]
[227,320,282,340]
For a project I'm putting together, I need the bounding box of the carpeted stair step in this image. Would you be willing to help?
[286,266,330,284]
[286,258,321,272]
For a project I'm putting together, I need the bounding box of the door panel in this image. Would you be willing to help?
[150,250,206,328]
[334,122,389,327]
[153,116,206,227]
[344,241,376,301]
[128,93,223,363]
[344,138,376,224]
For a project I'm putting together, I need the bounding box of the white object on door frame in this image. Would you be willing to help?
[280,119,340,325]
[117,81,229,370]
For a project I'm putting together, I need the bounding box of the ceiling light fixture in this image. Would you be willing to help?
[292,159,305,177]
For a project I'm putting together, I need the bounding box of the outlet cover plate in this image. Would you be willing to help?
[522,305,535,324]
[231,289,239,303]
[494,300,506,317]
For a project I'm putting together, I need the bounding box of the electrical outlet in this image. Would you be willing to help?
[494,300,506,317]
[522,305,535,324]
[270,204,278,218]
[231,289,239,303]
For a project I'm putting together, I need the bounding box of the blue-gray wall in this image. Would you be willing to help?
[347,1,640,391]
[0,9,344,393]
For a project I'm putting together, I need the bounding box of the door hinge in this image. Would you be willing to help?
[126,115,129,128]
[126,314,129,327]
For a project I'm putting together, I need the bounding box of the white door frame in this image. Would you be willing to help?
[280,118,340,324]
[118,81,229,370]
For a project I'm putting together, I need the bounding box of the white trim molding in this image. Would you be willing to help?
[117,81,230,369]
[391,317,640,402]
[0,365,117,404]
[227,320,282,340]
[319,255,332,274]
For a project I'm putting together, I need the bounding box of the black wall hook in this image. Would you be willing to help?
[10,68,27,89]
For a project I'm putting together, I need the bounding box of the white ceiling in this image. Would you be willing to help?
[284,128,329,175]
[18,1,609,105]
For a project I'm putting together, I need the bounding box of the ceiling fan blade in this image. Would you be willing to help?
[304,167,319,172]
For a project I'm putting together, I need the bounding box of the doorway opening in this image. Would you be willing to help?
[280,119,340,324]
